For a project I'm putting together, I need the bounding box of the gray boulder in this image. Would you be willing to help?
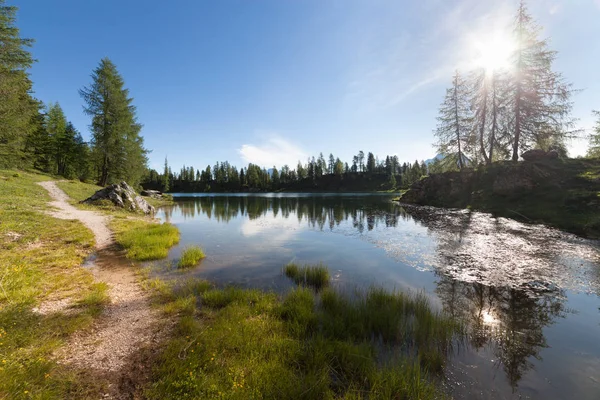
[81,182,155,214]
[141,189,163,199]
[521,149,560,162]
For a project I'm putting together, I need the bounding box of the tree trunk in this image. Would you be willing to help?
[479,82,490,165]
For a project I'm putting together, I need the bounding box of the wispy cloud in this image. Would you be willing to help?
[238,135,307,168]
[344,0,515,111]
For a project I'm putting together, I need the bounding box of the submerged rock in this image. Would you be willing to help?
[81,182,155,214]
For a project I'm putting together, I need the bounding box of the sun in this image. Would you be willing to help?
[473,33,515,73]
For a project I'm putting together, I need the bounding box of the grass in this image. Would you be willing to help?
[111,219,180,261]
[144,274,461,399]
[284,263,330,289]
[177,246,205,269]
[0,170,113,398]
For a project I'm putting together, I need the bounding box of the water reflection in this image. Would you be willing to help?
[436,272,566,389]
[157,195,600,399]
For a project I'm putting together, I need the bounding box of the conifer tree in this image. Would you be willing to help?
[366,152,376,173]
[328,153,335,174]
[163,157,170,192]
[509,1,575,161]
[0,1,39,167]
[435,71,471,170]
[80,58,148,186]
[45,102,67,174]
[589,111,600,158]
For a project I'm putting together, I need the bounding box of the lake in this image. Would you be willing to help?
[155,193,600,399]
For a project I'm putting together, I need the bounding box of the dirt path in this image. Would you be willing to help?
[38,181,164,399]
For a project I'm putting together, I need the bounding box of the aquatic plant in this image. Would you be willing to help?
[146,279,460,399]
[177,246,205,268]
[112,220,180,261]
[284,263,330,289]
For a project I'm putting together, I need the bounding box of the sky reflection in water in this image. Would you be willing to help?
[156,194,600,399]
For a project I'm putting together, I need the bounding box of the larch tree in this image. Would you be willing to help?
[588,111,600,158]
[45,102,67,174]
[509,1,575,161]
[435,70,471,170]
[80,57,148,186]
[0,1,39,168]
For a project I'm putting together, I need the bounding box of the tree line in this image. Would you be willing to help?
[434,1,599,169]
[143,152,430,192]
[0,2,148,186]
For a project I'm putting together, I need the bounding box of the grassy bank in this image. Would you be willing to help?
[0,170,110,398]
[144,266,461,399]
[400,158,600,238]
[111,218,180,261]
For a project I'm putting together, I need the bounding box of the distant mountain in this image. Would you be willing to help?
[424,153,471,168]
[424,154,444,165]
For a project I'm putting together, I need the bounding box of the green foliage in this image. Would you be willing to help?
[0,3,39,169]
[284,263,329,290]
[588,110,600,158]
[112,220,180,261]
[146,277,460,399]
[402,158,600,238]
[177,246,205,269]
[80,58,148,187]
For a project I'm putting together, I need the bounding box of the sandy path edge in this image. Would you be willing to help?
[37,181,164,399]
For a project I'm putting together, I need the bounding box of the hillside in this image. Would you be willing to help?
[399,158,600,238]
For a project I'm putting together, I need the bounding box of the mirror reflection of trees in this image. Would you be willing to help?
[436,273,566,389]
[161,196,410,232]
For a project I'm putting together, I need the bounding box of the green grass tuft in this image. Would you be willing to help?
[111,219,180,261]
[146,272,461,399]
[177,246,205,268]
[284,263,330,289]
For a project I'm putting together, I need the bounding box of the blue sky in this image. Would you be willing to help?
[11,0,600,172]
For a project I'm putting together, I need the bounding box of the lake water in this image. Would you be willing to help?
[155,193,600,399]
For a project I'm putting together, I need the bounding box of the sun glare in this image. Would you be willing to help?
[473,33,515,73]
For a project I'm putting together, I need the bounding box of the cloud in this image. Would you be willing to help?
[344,0,515,111]
[238,135,307,168]
[549,4,562,15]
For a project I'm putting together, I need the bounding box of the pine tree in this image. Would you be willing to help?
[45,102,67,174]
[358,151,365,172]
[0,1,39,167]
[389,173,396,189]
[435,71,471,170]
[163,157,170,192]
[589,111,600,158]
[80,58,148,186]
[509,1,575,161]
[328,153,335,174]
[366,152,376,173]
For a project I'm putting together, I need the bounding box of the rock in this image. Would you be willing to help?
[141,189,163,198]
[81,182,155,214]
[521,149,560,162]
[547,149,559,159]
